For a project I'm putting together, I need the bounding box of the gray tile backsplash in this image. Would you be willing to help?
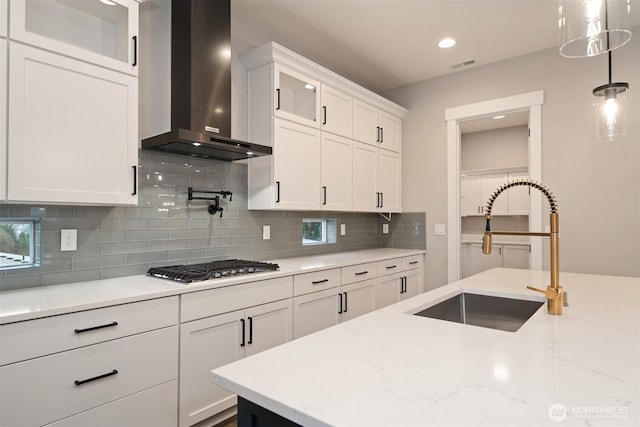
[0,151,425,291]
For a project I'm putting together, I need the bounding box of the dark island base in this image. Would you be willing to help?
[238,397,302,427]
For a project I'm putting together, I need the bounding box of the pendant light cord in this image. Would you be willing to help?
[605,0,612,84]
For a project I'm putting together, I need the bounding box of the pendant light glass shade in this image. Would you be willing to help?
[593,81,629,141]
[559,0,632,58]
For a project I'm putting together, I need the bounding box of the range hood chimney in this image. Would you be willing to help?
[141,0,271,161]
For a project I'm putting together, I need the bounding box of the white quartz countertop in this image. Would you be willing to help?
[212,268,640,427]
[0,248,423,324]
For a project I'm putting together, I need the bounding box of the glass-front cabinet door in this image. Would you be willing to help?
[273,63,320,128]
[9,0,139,75]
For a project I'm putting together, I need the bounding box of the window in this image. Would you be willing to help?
[0,219,41,270]
[302,218,336,246]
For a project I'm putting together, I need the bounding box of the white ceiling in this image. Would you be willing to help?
[231,0,639,95]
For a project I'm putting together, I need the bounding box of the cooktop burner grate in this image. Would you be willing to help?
[147,259,279,283]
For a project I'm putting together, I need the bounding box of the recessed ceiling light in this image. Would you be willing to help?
[493,115,505,119]
[100,0,117,5]
[438,38,456,49]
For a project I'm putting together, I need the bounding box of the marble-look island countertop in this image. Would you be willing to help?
[212,268,640,426]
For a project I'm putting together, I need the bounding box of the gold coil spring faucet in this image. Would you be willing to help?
[481,179,566,315]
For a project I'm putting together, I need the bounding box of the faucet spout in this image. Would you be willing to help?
[481,179,565,315]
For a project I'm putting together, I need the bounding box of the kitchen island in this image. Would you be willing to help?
[212,268,640,426]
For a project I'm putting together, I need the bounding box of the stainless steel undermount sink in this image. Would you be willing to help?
[413,292,544,332]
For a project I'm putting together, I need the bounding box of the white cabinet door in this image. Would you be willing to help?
[179,311,243,427]
[481,174,508,215]
[341,279,377,322]
[402,269,423,300]
[460,176,482,216]
[274,63,320,127]
[377,272,402,309]
[352,141,378,212]
[352,98,379,145]
[321,132,352,210]
[507,172,530,215]
[10,0,139,76]
[0,0,6,37]
[321,84,352,137]
[469,243,503,275]
[7,43,138,205]
[503,244,530,269]
[244,299,293,357]
[378,148,401,212]
[293,288,339,339]
[0,39,6,200]
[273,118,321,210]
[460,244,470,278]
[378,110,401,153]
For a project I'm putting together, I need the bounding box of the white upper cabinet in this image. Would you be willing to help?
[377,149,401,212]
[321,84,352,137]
[0,0,7,37]
[321,132,352,210]
[274,63,320,128]
[352,141,378,212]
[460,172,528,217]
[9,0,139,76]
[353,99,401,153]
[7,42,138,205]
[0,38,6,201]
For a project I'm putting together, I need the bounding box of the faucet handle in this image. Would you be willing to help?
[526,285,559,300]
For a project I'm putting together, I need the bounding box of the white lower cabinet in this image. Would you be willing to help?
[178,277,293,427]
[377,255,424,308]
[0,303,179,427]
[462,243,530,278]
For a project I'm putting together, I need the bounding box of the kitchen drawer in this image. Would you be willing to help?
[44,380,178,427]
[0,296,179,366]
[342,262,378,285]
[0,326,178,427]
[181,276,293,322]
[402,255,424,271]
[293,268,341,296]
[377,257,402,276]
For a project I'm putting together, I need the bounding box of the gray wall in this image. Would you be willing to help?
[384,30,640,288]
[461,125,528,171]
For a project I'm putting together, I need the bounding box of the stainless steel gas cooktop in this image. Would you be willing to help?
[146,259,279,283]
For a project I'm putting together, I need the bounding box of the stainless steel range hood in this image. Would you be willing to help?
[141,0,271,161]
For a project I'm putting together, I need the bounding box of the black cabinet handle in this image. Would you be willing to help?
[376,126,381,142]
[74,321,118,334]
[132,36,137,67]
[323,106,327,125]
[75,369,118,386]
[275,181,280,203]
[355,271,368,276]
[380,192,384,208]
[409,261,419,265]
[343,292,348,313]
[380,127,383,143]
[131,165,137,196]
[338,293,343,314]
[322,186,327,205]
[312,279,329,284]
[240,318,246,347]
[376,192,380,208]
[386,265,398,270]
[248,317,253,345]
[276,88,281,110]
[400,277,406,294]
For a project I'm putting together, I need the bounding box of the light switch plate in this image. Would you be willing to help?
[61,229,77,251]
[262,225,270,240]
[340,224,346,235]
[435,224,446,236]
[382,223,389,234]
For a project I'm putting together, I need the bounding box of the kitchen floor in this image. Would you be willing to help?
[214,415,237,427]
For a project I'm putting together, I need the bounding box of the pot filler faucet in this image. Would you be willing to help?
[482,179,566,315]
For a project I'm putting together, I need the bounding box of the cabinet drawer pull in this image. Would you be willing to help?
[74,369,118,386]
[323,106,327,125]
[376,192,381,208]
[248,317,253,345]
[322,186,327,205]
[131,165,137,196]
[276,88,281,110]
[312,279,329,284]
[275,181,280,203]
[343,292,348,313]
[355,271,368,276]
[380,127,384,142]
[409,261,419,265]
[376,126,381,142]
[380,192,384,208]
[338,293,343,314]
[132,36,138,67]
[385,265,397,270]
[74,321,118,334]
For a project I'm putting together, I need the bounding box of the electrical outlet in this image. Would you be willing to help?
[340,224,346,236]
[262,225,270,240]
[61,229,77,251]
[382,223,389,234]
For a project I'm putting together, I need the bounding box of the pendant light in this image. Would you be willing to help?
[593,51,629,141]
[559,0,632,58]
